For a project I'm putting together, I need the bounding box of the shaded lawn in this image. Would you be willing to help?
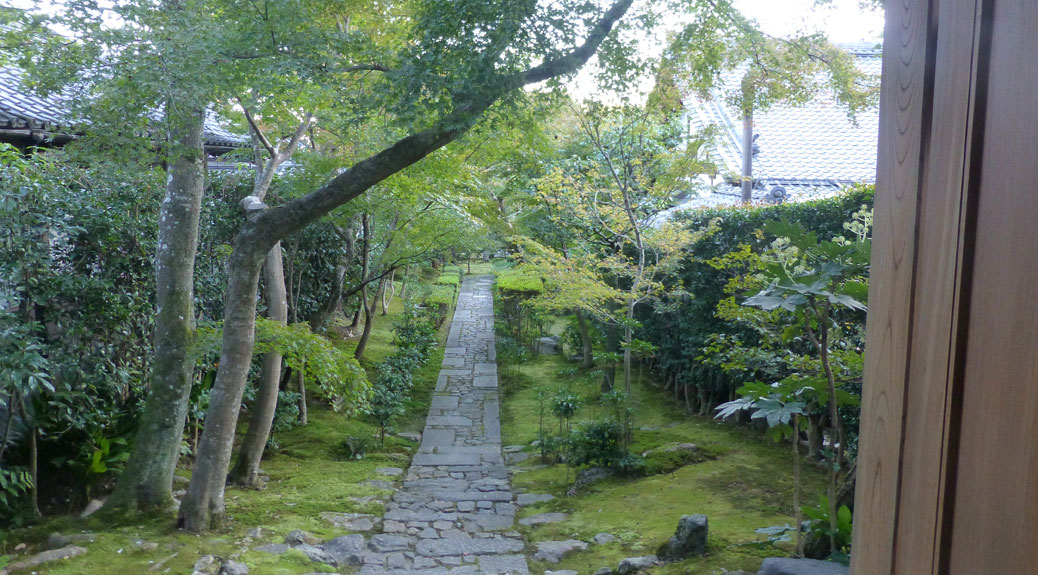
[500,353,826,575]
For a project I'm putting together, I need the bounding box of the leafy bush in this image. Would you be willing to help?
[569,420,625,468]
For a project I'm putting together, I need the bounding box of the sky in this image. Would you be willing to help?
[565,0,884,101]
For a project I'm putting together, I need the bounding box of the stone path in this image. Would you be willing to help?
[360,275,529,575]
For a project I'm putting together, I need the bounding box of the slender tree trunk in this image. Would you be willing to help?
[741,108,753,203]
[229,245,287,486]
[741,75,755,204]
[793,413,803,557]
[399,265,409,301]
[381,268,395,315]
[575,309,593,368]
[178,244,265,532]
[295,363,307,425]
[623,312,634,395]
[602,321,618,392]
[104,107,205,515]
[354,277,383,361]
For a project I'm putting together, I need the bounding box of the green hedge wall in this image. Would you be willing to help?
[638,185,874,413]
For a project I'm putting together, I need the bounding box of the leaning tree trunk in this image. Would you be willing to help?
[228,244,288,486]
[178,243,266,531]
[575,309,593,368]
[104,107,205,515]
[354,277,383,361]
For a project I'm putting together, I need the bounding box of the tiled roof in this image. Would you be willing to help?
[0,66,247,150]
[677,44,881,210]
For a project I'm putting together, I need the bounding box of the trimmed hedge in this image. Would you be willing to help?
[638,185,874,413]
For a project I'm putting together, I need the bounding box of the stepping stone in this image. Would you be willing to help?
[319,512,382,532]
[479,554,531,575]
[323,534,366,566]
[502,445,525,453]
[369,534,412,553]
[377,467,405,477]
[515,493,554,506]
[534,540,588,563]
[506,452,530,464]
[592,533,618,544]
[415,536,525,557]
[254,543,290,555]
[518,512,568,526]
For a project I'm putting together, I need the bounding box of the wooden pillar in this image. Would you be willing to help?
[853,1,1038,573]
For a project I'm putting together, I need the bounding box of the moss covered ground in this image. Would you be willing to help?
[0,276,453,574]
[499,353,826,575]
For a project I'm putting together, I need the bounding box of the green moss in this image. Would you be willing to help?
[495,269,543,294]
[501,353,827,574]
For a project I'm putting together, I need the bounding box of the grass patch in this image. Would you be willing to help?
[499,353,827,574]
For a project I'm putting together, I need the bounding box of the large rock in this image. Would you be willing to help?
[191,555,220,575]
[294,543,337,566]
[218,560,249,575]
[322,534,366,566]
[757,558,849,575]
[617,555,657,575]
[533,540,588,563]
[660,514,708,559]
[1,545,87,574]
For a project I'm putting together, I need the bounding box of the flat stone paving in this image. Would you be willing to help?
[360,275,529,575]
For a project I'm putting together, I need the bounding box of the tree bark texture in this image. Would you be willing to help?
[177,0,634,531]
[228,244,287,486]
[575,309,593,368]
[177,243,265,531]
[104,107,205,514]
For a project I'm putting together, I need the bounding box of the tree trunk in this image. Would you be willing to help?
[104,107,205,515]
[602,322,618,392]
[793,413,803,557]
[807,412,823,459]
[295,362,307,425]
[575,309,593,368]
[177,243,265,532]
[741,75,755,204]
[354,276,383,361]
[229,245,287,486]
[381,268,395,315]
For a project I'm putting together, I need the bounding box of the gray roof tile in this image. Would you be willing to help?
[0,65,247,149]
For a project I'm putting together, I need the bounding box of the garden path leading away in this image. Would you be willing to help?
[360,275,529,575]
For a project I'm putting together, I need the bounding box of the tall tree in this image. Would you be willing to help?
[178,0,638,531]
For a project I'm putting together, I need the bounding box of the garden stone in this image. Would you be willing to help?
[757,558,849,575]
[319,511,381,531]
[377,466,405,477]
[533,540,588,563]
[515,493,554,506]
[503,445,525,453]
[172,474,190,485]
[369,534,411,553]
[617,555,657,575]
[592,533,617,545]
[518,512,568,526]
[567,467,612,496]
[594,568,614,575]
[45,532,95,549]
[191,555,220,575]
[506,451,530,464]
[285,530,319,546]
[545,571,579,575]
[1,545,88,574]
[323,534,366,566]
[255,543,290,555]
[296,544,337,566]
[660,514,708,559]
[219,560,249,575]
